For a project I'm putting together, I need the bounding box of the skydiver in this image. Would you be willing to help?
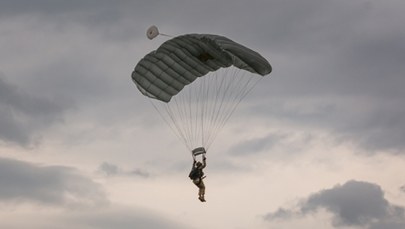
[189,155,207,202]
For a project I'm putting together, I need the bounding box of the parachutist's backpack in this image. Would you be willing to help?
[188,168,201,180]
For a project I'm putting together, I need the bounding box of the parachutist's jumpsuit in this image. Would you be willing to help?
[192,158,206,201]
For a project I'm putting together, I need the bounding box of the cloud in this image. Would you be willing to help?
[264,180,405,228]
[368,221,405,229]
[400,185,405,193]
[0,157,106,207]
[97,162,150,178]
[0,76,69,146]
[2,0,404,156]
[337,104,405,153]
[228,132,288,156]
[0,0,175,43]
[0,1,404,229]
[0,0,128,25]
[240,0,405,154]
[225,130,316,161]
[0,205,190,229]
[250,96,405,154]
[64,206,190,229]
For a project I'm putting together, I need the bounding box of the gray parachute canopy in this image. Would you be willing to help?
[132,34,272,103]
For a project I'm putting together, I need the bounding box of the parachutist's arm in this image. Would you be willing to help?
[202,157,207,169]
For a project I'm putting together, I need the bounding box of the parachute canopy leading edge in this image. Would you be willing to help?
[132,34,272,103]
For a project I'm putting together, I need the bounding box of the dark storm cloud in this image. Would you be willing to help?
[264,180,405,228]
[0,76,68,146]
[0,157,106,206]
[97,162,150,178]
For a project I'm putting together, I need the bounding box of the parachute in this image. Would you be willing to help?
[132,31,272,154]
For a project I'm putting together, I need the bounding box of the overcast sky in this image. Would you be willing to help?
[1,1,405,228]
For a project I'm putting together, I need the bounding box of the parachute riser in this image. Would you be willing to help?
[192,147,207,162]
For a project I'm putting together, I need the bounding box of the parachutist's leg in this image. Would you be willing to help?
[193,179,202,200]
[193,178,206,202]
[200,182,205,196]
[198,181,206,202]
[193,178,200,187]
